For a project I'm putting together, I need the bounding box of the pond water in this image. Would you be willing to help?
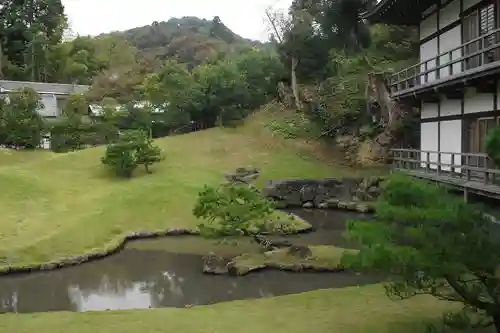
[0,209,376,314]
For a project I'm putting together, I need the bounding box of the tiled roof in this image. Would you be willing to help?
[0,80,89,95]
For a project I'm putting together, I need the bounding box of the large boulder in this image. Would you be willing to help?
[224,167,261,185]
[202,252,229,275]
[262,178,357,207]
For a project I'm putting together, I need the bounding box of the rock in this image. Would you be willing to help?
[287,245,312,258]
[355,204,371,213]
[202,252,229,275]
[224,167,261,184]
[300,185,316,202]
[346,202,357,211]
[326,198,340,208]
[262,179,347,207]
[302,201,314,209]
[227,261,265,276]
[166,228,195,236]
[337,201,348,209]
[317,202,329,209]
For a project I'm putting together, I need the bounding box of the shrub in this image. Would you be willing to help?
[193,183,275,238]
[342,173,500,332]
[1,88,45,149]
[486,127,500,167]
[101,130,163,178]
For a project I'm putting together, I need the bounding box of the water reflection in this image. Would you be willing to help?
[0,209,377,313]
[0,249,376,313]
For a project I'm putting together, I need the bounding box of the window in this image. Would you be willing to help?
[462,2,498,69]
[465,117,498,167]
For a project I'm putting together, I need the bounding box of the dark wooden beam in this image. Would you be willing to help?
[442,86,465,99]
[420,90,440,103]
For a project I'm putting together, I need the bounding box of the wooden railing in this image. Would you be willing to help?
[388,28,500,95]
[390,148,500,185]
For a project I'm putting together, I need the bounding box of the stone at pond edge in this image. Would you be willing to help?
[262,177,384,208]
[227,260,266,276]
[302,201,314,209]
[224,167,261,185]
[0,227,200,276]
[202,252,230,275]
[317,202,329,209]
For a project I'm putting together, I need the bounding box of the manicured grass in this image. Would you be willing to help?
[0,112,454,333]
[0,118,371,269]
[0,284,455,333]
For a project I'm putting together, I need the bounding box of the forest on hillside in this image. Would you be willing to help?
[0,0,418,163]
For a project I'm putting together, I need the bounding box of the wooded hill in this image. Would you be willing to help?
[105,16,272,69]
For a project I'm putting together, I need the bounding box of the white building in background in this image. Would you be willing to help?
[0,80,90,149]
[366,0,500,171]
[0,80,89,119]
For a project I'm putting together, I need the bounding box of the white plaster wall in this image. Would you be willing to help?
[38,94,59,117]
[439,120,463,172]
[420,12,438,40]
[421,102,439,119]
[440,96,461,116]
[464,87,494,113]
[463,0,482,10]
[420,122,439,169]
[439,0,460,28]
[439,25,462,78]
[420,38,438,84]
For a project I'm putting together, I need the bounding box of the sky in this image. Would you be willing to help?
[62,0,293,41]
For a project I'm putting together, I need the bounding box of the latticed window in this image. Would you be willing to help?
[463,1,498,69]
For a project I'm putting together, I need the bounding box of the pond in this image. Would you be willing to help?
[0,209,376,313]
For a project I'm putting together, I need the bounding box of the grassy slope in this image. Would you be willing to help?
[0,285,454,333]
[0,111,375,269]
[0,111,453,332]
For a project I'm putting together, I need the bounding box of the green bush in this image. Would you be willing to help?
[1,88,45,149]
[485,127,500,167]
[193,183,275,238]
[50,119,109,153]
[343,173,500,332]
[101,130,164,178]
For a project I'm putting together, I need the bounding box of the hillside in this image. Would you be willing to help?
[0,109,451,333]
[106,16,271,68]
[0,110,351,269]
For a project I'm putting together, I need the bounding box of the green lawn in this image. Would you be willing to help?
[0,118,368,270]
[0,114,452,333]
[0,284,454,333]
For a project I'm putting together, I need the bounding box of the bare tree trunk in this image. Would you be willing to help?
[358,72,412,165]
[291,57,302,110]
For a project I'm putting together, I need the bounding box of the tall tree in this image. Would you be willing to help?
[265,7,312,110]
[0,0,67,80]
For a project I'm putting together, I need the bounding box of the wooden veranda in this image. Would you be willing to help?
[389,148,500,201]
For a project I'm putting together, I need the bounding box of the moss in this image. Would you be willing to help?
[229,246,359,275]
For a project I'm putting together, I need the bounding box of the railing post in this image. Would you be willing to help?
[437,152,441,175]
[451,153,455,176]
[449,52,453,76]
[436,56,440,79]
[483,155,489,184]
[426,151,430,173]
[424,61,428,83]
[466,156,471,180]
[461,45,465,72]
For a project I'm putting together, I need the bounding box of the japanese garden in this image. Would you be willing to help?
[1,0,500,333]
